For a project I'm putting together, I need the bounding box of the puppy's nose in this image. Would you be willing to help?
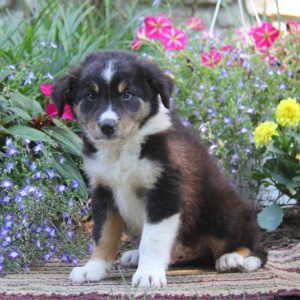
[99,119,116,137]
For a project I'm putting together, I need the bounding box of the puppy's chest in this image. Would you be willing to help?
[84,142,161,232]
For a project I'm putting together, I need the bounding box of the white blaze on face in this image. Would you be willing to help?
[99,104,118,123]
[102,60,115,83]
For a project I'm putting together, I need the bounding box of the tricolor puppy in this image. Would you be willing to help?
[52,50,266,288]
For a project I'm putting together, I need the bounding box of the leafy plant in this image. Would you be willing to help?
[0,137,90,274]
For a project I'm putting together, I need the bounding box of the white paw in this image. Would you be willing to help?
[216,253,244,272]
[132,265,166,288]
[69,260,111,284]
[120,249,139,267]
[242,256,262,272]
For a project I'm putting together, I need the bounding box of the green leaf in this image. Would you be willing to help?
[7,125,54,144]
[8,107,31,121]
[8,92,43,115]
[52,154,88,198]
[257,204,284,231]
[43,125,82,156]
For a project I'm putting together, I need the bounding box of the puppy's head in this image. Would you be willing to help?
[52,50,173,141]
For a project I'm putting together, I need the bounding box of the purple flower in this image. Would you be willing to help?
[24,71,35,85]
[46,169,55,178]
[71,180,80,189]
[44,252,54,261]
[33,142,44,153]
[60,252,72,263]
[56,184,66,193]
[209,85,216,92]
[15,232,22,239]
[33,188,43,200]
[59,156,65,164]
[185,98,194,106]
[223,116,231,124]
[220,68,228,78]
[7,247,20,259]
[240,127,249,134]
[209,144,217,155]
[32,171,42,180]
[199,123,208,133]
[18,187,29,197]
[66,230,73,240]
[0,178,13,189]
[2,236,12,247]
[29,161,38,171]
[7,147,18,156]
[23,138,31,145]
[247,107,255,114]
[72,256,79,266]
[68,199,74,207]
[280,82,288,90]
[5,137,13,147]
[35,239,41,248]
[5,160,14,173]
[1,195,11,204]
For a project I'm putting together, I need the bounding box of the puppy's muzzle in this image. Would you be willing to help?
[99,119,117,138]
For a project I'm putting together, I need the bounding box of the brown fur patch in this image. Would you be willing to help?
[206,236,226,259]
[91,211,124,261]
[235,247,251,257]
[117,80,127,93]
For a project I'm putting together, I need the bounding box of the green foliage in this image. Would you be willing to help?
[0,137,89,274]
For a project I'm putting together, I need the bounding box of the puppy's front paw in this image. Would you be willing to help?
[132,265,166,288]
[216,253,244,272]
[120,249,139,267]
[69,260,111,284]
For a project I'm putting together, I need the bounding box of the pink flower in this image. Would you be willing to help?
[40,83,53,96]
[40,82,74,120]
[220,44,234,52]
[45,103,74,120]
[131,39,142,51]
[287,21,300,33]
[250,22,280,51]
[201,49,222,67]
[287,21,300,42]
[161,28,187,51]
[136,26,148,41]
[144,15,172,40]
[187,17,204,31]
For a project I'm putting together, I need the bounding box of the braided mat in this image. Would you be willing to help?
[1,243,300,299]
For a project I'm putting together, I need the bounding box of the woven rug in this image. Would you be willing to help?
[1,243,300,299]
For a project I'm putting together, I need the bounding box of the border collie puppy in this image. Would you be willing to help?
[52,50,266,288]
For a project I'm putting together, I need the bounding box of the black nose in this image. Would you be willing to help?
[99,119,116,137]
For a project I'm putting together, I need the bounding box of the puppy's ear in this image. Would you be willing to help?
[52,66,79,117]
[144,62,174,109]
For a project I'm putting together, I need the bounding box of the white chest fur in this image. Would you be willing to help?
[84,136,162,234]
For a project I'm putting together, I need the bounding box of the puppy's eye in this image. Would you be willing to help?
[122,90,133,101]
[86,92,96,102]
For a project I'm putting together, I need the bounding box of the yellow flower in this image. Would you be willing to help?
[296,153,300,161]
[275,98,300,127]
[253,121,278,148]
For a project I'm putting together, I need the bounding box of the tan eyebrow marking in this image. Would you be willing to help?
[118,80,127,93]
[91,82,100,94]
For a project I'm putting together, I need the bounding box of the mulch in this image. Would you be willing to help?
[1,218,300,299]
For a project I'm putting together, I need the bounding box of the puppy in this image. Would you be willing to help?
[52,50,266,288]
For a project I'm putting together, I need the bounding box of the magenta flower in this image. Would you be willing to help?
[201,50,222,67]
[45,102,74,120]
[161,28,187,51]
[220,44,234,52]
[187,17,204,31]
[250,22,280,51]
[40,83,53,96]
[144,15,172,40]
[131,39,142,51]
[40,83,74,120]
